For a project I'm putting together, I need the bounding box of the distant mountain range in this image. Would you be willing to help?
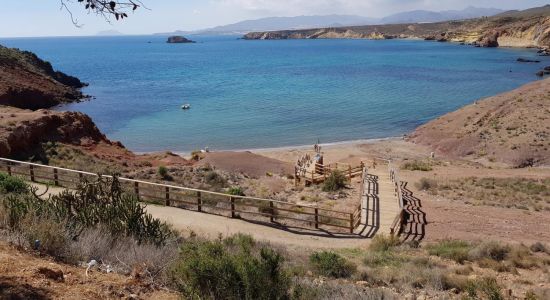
[157,6,504,35]
[379,7,504,24]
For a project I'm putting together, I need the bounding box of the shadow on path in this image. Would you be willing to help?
[359,174,380,238]
[400,182,427,242]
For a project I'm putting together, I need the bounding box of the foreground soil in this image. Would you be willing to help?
[0,242,178,300]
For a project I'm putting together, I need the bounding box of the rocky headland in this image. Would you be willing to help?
[0,45,88,110]
[243,5,550,49]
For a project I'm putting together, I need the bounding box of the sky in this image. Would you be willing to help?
[0,0,549,37]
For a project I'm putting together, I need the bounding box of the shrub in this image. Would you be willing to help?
[0,173,28,194]
[530,242,547,253]
[322,170,347,192]
[427,240,472,264]
[309,251,356,278]
[415,178,438,191]
[401,161,433,172]
[467,277,503,300]
[169,234,290,299]
[205,171,226,186]
[369,234,401,252]
[227,186,245,196]
[1,176,175,246]
[468,241,510,262]
[158,166,170,180]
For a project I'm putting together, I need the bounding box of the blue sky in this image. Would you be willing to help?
[0,0,549,37]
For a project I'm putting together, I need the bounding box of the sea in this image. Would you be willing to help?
[1,35,548,153]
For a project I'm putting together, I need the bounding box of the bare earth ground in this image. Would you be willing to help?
[254,140,550,245]
[0,242,178,300]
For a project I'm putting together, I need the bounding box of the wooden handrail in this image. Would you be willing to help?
[0,157,361,233]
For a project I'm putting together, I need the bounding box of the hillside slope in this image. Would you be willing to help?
[408,78,550,167]
[244,5,550,48]
[0,45,87,110]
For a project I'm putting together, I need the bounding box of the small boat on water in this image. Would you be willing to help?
[181,104,191,110]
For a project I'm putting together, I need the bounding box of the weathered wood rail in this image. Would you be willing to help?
[301,162,364,185]
[0,157,364,234]
[388,160,406,236]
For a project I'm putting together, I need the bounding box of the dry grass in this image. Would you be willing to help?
[427,177,550,211]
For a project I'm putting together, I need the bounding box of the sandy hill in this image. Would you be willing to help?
[0,45,87,110]
[408,78,550,167]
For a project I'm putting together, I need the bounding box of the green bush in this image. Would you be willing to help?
[401,161,433,171]
[309,251,356,278]
[427,240,472,264]
[170,234,290,299]
[0,173,28,194]
[322,171,347,192]
[158,166,170,180]
[1,176,175,246]
[227,186,245,196]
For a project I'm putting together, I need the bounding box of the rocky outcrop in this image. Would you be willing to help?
[0,107,122,159]
[0,45,87,110]
[167,36,195,43]
[243,6,550,49]
[408,78,550,167]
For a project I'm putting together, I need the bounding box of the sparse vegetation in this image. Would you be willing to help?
[227,186,245,196]
[415,177,438,191]
[427,240,472,263]
[427,177,550,211]
[322,170,347,192]
[401,160,433,171]
[309,251,356,278]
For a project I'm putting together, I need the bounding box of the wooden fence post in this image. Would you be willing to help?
[197,191,202,212]
[134,181,139,199]
[314,208,319,229]
[165,187,170,206]
[53,168,59,186]
[29,165,35,182]
[7,166,11,176]
[348,165,352,181]
[269,201,274,222]
[230,197,236,218]
[349,213,354,234]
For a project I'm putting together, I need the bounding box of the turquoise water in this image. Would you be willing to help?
[1,35,548,152]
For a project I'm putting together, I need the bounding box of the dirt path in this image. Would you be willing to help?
[145,205,371,250]
[30,183,372,250]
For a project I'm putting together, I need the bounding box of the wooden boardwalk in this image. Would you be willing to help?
[356,165,401,237]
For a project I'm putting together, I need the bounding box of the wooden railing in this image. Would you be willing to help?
[0,157,361,234]
[388,160,406,236]
[305,162,364,184]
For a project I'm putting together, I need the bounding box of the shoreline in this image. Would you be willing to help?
[135,136,403,157]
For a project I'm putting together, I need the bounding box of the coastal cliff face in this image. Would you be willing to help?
[408,78,550,167]
[243,6,550,49]
[0,45,87,110]
[0,106,120,160]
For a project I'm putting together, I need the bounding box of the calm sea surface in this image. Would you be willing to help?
[1,35,548,152]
